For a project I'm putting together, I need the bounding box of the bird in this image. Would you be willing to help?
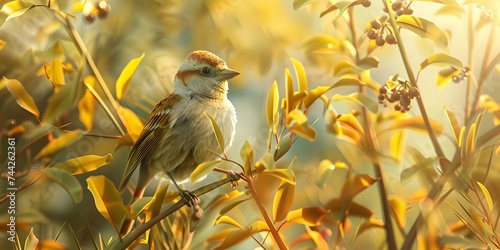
[119,50,238,234]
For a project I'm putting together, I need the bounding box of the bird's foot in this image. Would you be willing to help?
[179,189,199,207]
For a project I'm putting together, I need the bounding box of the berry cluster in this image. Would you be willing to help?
[452,66,471,83]
[378,78,419,112]
[384,0,414,17]
[83,0,111,24]
[366,16,397,47]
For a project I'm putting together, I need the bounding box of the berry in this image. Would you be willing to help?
[371,20,381,29]
[392,1,402,11]
[394,104,401,111]
[386,34,397,44]
[376,35,385,46]
[367,29,378,39]
[84,14,95,23]
[362,0,371,7]
[97,1,110,19]
[408,87,419,99]
[400,95,411,107]
[379,86,388,94]
[378,94,385,101]
[396,8,404,16]
[452,75,460,83]
[406,7,414,15]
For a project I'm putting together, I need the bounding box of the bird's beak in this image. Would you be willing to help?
[217,67,240,81]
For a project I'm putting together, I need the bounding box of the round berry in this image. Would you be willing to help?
[376,35,385,46]
[97,1,110,19]
[367,29,378,39]
[408,87,419,99]
[379,86,388,94]
[84,14,95,23]
[371,20,381,29]
[396,8,404,16]
[400,96,411,107]
[362,0,371,7]
[394,104,401,111]
[392,1,402,11]
[386,34,397,44]
[378,94,385,101]
[452,75,460,83]
[406,7,414,15]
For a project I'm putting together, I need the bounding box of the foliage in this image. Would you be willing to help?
[1,0,500,249]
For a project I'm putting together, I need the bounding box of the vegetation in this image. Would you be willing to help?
[1,0,500,249]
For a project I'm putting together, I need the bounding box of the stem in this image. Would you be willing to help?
[108,176,240,250]
[465,4,474,124]
[64,17,127,136]
[383,0,447,169]
[469,18,497,123]
[247,178,288,250]
[348,7,397,249]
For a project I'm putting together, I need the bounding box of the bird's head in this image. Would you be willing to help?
[174,50,239,100]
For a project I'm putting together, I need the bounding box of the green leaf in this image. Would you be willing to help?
[436,66,460,89]
[286,206,330,226]
[320,0,361,20]
[257,153,275,171]
[444,106,462,146]
[1,1,35,24]
[4,77,39,118]
[44,168,83,203]
[190,160,222,183]
[476,181,493,212]
[332,92,378,113]
[35,130,86,160]
[52,154,113,175]
[116,53,145,100]
[273,180,296,222]
[400,157,438,183]
[419,53,463,71]
[396,15,448,47]
[303,35,341,54]
[205,112,225,153]
[339,174,378,202]
[266,81,279,128]
[86,176,128,232]
[42,75,89,124]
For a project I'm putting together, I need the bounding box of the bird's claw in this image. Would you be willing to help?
[179,189,199,207]
[227,170,242,188]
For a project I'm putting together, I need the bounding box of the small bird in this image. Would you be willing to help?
[119,50,238,233]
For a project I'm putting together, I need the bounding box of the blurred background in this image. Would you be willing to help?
[0,0,499,249]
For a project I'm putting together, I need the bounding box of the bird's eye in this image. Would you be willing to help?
[201,67,211,75]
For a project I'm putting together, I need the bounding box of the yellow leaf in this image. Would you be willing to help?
[325,198,373,218]
[117,106,144,136]
[396,15,448,46]
[332,93,378,113]
[476,181,493,212]
[213,221,268,250]
[479,95,500,125]
[337,113,364,136]
[143,184,169,242]
[35,130,86,160]
[240,140,254,176]
[52,154,113,175]
[4,77,40,118]
[290,123,317,141]
[87,176,129,232]
[0,39,5,50]
[287,109,308,127]
[305,225,329,250]
[116,53,145,100]
[214,215,244,229]
[388,195,407,227]
[24,228,39,250]
[436,66,460,89]
[340,174,378,202]
[290,57,308,93]
[218,197,251,217]
[206,228,236,243]
[273,180,296,222]
[114,133,140,151]
[205,112,225,153]
[304,86,331,108]
[358,217,384,235]
[190,160,222,183]
[263,168,296,185]
[286,206,330,226]
[266,81,279,129]
[419,53,463,71]
[444,106,461,146]
[77,90,95,130]
[385,116,443,135]
[205,190,244,210]
[44,59,66,86]
[390,130,406,161]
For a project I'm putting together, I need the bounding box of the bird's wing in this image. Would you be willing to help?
[119,93,182,191]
